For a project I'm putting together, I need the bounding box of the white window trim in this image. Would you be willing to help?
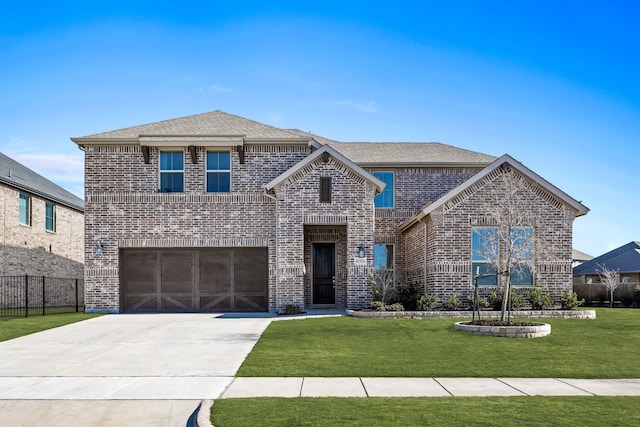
[19,193,31,227]
[45,202,56,233]
[205,150,231,193]
[158,149,185,193]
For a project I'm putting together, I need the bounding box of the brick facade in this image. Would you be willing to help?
[0,183,83,278]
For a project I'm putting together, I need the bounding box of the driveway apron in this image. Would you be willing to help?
[0,313,272,426]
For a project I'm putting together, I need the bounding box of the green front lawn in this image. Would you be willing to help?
[0,313,103,342]
[238,309,640,378]
[212,396,640,427]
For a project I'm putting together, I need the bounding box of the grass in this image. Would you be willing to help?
[238,308,640,378]
[211,396,640,427]
[0,312,103,342]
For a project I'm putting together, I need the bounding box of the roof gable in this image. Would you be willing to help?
[264,145,385,193]
[573,242,640,275]
[401,154,589,231]
[0,153,84,212]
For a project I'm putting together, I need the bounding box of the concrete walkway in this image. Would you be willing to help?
[220,377,640,398]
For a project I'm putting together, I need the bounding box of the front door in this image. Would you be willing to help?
[313,243,335,304]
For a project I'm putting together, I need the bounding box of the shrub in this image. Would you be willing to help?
[283,304,302,315]
[416,294,438,311]
[560,287,585,310]
[393,281,420,311]
[466,294,489,310]
[634,285,640,306]
[489,287,524,310]
[370,269,397,304]
[621,295,634,307]
[528,285,553,310]
[386,302,405,312]
[442,294,461,311]
[371,301,386,311]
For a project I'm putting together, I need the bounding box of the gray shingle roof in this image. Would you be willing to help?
[286,129,495,165]
[573,242,640,275]
[0,153,84,212]
[74,110,305,141]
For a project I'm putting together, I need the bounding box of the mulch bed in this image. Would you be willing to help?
[466,320,542,326]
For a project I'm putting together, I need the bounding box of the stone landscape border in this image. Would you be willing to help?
[454,321,551,338]
[346,309,596,319]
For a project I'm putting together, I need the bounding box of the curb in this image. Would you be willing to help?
[196,399,214,427]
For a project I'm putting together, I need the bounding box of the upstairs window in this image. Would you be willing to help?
[206,151,231,192]
[373,171,394,208]
[319,177,331,203]
[19,193,31,226]
[159,151,184,193]
[45,202,56,232]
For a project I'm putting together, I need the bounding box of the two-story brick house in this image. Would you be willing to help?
[0,153,84,278]
[72,111,588,313]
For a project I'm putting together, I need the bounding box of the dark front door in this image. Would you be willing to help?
[313,243,335,304]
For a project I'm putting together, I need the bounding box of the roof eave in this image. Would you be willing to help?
[0,177,84,213]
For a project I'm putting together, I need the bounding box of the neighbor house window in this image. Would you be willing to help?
[471,227,498,286]
[19,193,31,226]
[159,151,184,193]
[45,202,56,232]
[206,151,230,192]
[510,227,534,286]
[319,177,331,203]
[373,171,394,208]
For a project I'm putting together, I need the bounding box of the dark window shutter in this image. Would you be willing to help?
[320,177,331,203]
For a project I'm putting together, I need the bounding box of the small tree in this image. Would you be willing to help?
[597,263,620,308]
[370,268,396,304]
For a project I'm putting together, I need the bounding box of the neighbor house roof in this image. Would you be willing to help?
[573,242,640,275]
[264,145,386,193]
[71,110,311,146]
[0,153,84,212]
[572,249,594,263]
[400,154,590,231]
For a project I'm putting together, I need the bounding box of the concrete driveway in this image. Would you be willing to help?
[0,313,272,426]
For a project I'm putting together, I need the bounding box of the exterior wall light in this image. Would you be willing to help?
[357,245,365,258]
[95,243,104,256]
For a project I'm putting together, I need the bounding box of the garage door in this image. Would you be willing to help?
[121,248,268,312]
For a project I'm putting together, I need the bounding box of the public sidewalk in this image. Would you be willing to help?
[220,377,640,398]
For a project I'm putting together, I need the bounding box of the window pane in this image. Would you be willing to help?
[374,244,393,270]
[160,151,183,171]
[373,171,394,208]
[511,264,532,286]
[207,151,230,170]
[472,262,498,286]
[472,228,498,261]
[45,203,55,231]
[160,173,184,192]
[19,193,30,225]
[320,177,331,203]
[207,172,230,192]
[511,227,533,259]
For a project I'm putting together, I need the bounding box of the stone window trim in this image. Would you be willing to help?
[373,171,394,209]
[45,202,56,233]
[319,177,331,203]
[159,150,185,193]
[19,192,31,227]
[206,150,231,193]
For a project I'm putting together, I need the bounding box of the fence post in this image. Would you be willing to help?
[42,276,46,316]
[75,278,79,313]
[24,275,29,318]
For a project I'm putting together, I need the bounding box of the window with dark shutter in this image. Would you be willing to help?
[320,177,331,203]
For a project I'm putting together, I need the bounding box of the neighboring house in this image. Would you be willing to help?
[71,111,588,313]
[572,248,593,268]
[0,153,84,278]
[573,242,640,285]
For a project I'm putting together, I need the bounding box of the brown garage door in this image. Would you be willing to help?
[121,248,268,312]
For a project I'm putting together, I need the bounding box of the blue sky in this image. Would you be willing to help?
[1,1,638,257]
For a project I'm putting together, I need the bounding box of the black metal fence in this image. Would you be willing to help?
[0,276,84,317]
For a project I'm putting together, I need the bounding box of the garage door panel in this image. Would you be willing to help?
[200,250,231,293]
[122,247,267,312]
[124,252,158,293]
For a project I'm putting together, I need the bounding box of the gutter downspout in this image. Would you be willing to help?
[263,188,279,312]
